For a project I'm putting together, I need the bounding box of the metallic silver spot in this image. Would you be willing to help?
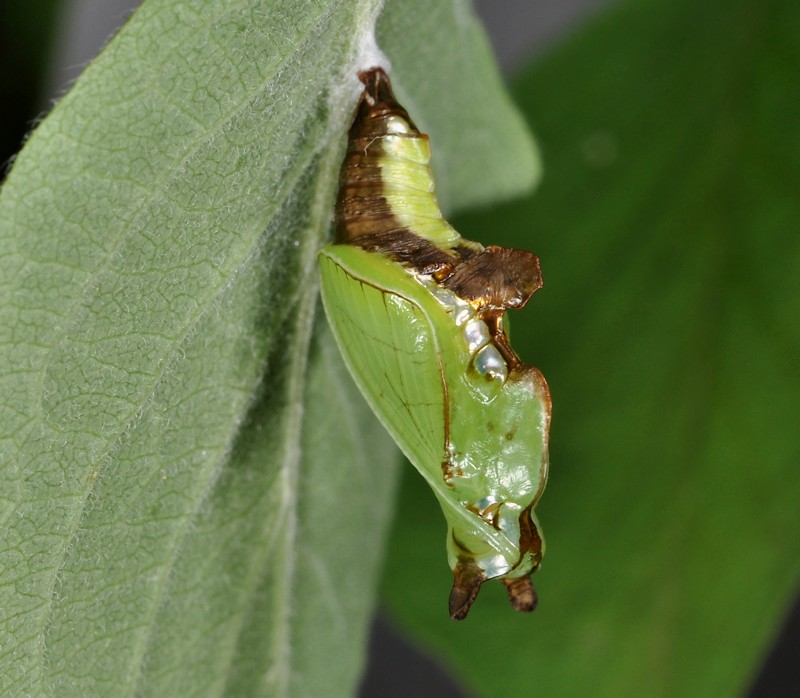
[463,319,491,353]
[473,344,508,382]
[385,116,412,134]
[430,285,475,325]
[451,304,474,326]
[473,495,498,511]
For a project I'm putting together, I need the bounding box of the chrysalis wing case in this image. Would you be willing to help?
[318,68,551,620]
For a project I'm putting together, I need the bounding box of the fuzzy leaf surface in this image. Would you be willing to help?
[0,0,537,695]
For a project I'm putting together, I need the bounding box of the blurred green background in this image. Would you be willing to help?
[376,0,800,695]
[2,0,797,696]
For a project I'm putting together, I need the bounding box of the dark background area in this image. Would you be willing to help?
[1,2,796,695]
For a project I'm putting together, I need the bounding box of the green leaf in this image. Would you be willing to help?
[382,0,800,695]
[0,0,537,695]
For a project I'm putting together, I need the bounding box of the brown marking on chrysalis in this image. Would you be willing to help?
[351,229,454,275]
[334,68,472,278]
[449,558,486,620]
[517,503,544,566]
[441,246,543,311]
[335,67,424,248]
[440,457,462,487]
[491,505,543,616]
[502,576,538,613]
[354,67,420,134]
[464,500,502,529]
[482,309,521,368]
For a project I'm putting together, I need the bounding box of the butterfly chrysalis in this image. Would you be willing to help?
[319,68,551,620]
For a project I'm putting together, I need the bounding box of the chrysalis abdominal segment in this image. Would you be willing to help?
[319,67,551,620]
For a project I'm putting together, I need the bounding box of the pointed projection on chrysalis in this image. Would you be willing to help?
[318,68,551,620]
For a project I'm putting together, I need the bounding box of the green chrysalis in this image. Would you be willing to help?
[319,68,551,620]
